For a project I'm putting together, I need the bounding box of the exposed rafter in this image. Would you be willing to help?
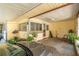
[29,3,73,19]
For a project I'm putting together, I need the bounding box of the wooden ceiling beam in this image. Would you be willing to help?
[29,3,73,19]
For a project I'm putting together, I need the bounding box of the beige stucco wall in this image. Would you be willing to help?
[50,18,77,38]
[7,19,29,39]
[7,18,50,39]
[7,17,77,39]
[7,21,19,39]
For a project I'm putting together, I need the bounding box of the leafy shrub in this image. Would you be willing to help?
[67,33,79,43]
[31,32,37,37]
[27,35,34,43]
[27,32,37,43]
[7,37,19,44]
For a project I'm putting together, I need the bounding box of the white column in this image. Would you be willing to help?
[0,23,7,44]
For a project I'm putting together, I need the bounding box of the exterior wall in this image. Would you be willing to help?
[7,18,50,40]
[50,18,77,38]
[7,21,19,39]
[7,18,29,39]
[19,18,50,40]
[29,18,50,41]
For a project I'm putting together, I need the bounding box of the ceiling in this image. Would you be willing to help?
[0,3,40,22]
[16,3,68,20]
[0,3,78,23]
[35,4,79,22]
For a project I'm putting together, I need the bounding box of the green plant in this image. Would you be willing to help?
[7,37,19,44]
[0,45,10,56]
[67,33,79,43]
[7,39,16,44]
[76,36,79,40]
[27,32,37,43]
[27,35,34,43]
[31,32,37,37]
[77,45,79,48]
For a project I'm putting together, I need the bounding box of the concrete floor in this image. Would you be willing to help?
[37,38,76,56]
[18,38,76,56]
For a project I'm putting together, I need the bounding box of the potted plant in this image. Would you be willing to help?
[67,29,77,44]
[27,34,34,43]
[7,37,19,44]
[27,32,37,43]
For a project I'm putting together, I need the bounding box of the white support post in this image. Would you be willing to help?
[27,19,31,48]
[0,23,7,44]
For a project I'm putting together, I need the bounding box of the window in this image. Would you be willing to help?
[39,24,42,31]
[19,23,27,31]
[43,24,46,30]
[30,22,34,31]
[46,25,49,30]
[43,24,49,31]
[30,22,42,31]
[36,23,38,31]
